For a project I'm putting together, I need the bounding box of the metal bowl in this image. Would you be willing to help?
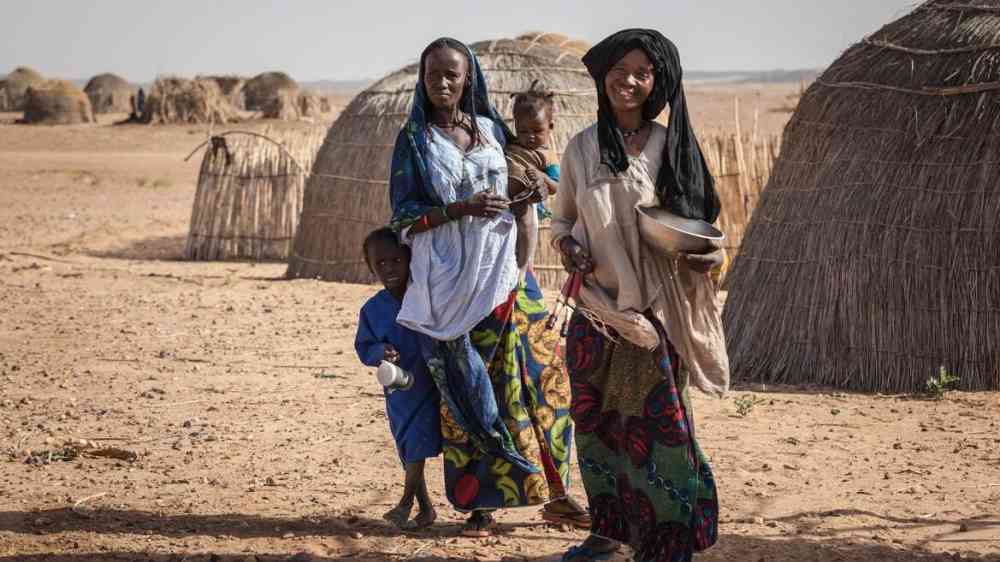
[636,205,724,256]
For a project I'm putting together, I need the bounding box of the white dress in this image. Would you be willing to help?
[396,116,519,341]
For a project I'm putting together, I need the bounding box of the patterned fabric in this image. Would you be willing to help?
[566,311,718,562]
[431,272,574,511]
[354,290,442,463]
[388,40,513,232]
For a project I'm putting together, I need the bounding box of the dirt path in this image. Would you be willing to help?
[1,115,998,562]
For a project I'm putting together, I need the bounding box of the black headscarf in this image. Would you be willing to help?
[582,29,720,223]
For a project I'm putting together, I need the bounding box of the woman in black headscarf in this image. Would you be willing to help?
[550,29,729,562]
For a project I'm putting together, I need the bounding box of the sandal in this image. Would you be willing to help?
[461,511,496,537]
[561,544,615,562]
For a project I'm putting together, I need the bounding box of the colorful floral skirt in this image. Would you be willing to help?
[565,312,719,562]
[432,274,574,511]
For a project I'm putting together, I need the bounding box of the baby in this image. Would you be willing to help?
[354,227,441,529]
[506,82,560,210]
[506,83,561,277]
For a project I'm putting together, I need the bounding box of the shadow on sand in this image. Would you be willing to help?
[0,506,997,562]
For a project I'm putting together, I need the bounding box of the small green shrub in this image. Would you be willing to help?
[925,366,959,399]
[734,393,767,417]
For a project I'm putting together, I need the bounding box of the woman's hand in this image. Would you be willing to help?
[559,237,595,274]
[459,191,510,218]
[681,247,724,274]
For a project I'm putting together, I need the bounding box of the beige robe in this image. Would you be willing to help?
[550,123,730,397]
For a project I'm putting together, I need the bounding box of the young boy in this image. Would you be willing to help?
[355,227,441,529]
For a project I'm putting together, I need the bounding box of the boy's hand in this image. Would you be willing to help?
[383,344,400,364]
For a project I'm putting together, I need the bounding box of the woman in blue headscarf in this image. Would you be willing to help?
[388,37,586,536]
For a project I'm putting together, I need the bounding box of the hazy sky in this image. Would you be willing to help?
[4,1,921,82]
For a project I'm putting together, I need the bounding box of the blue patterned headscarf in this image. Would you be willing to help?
[389,38,513,231]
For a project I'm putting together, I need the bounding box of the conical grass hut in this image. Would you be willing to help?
[0,66,45,111]
[244,71,299,112]
[286,38,598,286]
[84,73,133,113]
[185,128,326,261]
[723,0,1000,392]
[142,77,240,125]
[21,80,95,125]
[198,75,246,109]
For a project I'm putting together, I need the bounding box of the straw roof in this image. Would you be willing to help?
[185,128,326,261]
[142,77,240,125]
[84,72,132,113]
[21,80,95,125]
[517,31,591,58]
[0,66,45,111]
[723,0,1000,392]
[197,75,246,109]
[286,38,598,286]
[244,71,299,111]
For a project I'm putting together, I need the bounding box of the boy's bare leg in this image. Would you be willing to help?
[412,462,436,528]
[383,461,423,529]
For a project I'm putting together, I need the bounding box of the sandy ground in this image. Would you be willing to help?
[1,89,998,562]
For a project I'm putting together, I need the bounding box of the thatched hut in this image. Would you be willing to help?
[84,73,133,113]
[286,38,599,287]
[198,75,246,109]
[244,71,299,111]
[261,89,302,120]
[0,66,45,111]
[142,77,240,124]
[516,32,591,58]
[723,0,1000,392]
[21,80,95,125]
[185,128,326,261]
[298,90,323,118]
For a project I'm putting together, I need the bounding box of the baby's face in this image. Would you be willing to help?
[514,111,552,150]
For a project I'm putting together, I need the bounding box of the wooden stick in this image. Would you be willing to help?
[72,492,107,518]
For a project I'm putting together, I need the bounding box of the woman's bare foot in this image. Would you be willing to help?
[413,505,437,529]
[382,502,413,529]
